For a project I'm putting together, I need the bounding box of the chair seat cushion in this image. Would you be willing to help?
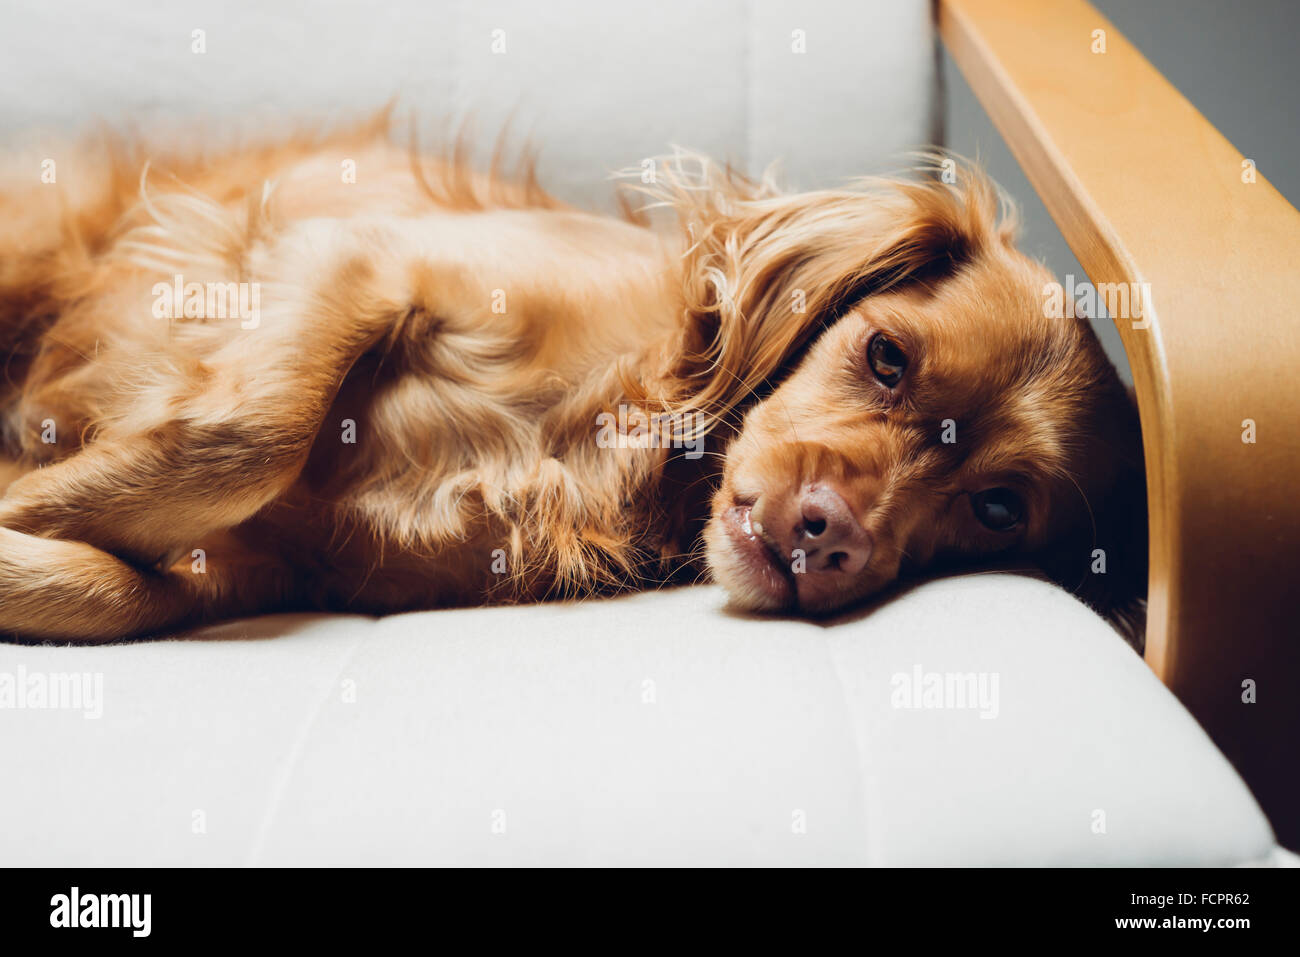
[0,574,1277,865]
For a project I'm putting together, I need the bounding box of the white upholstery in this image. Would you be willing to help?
[0,0,937,210]
[0,1,1284,866]
[0,575,1278,866]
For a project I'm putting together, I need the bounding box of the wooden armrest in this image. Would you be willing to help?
[940,0,1300,844]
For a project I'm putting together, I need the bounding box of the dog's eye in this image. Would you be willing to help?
[971,488,1023,531]
[867,334,907,387]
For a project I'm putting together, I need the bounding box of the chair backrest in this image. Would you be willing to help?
[1,0,938,209]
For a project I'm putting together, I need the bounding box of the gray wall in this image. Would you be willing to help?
[942,0,1300,383]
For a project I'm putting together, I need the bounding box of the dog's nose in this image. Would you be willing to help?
[753,484,872,577]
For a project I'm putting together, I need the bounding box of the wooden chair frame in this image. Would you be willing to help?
[941,0,1300,845]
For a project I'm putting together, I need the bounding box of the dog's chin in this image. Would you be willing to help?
[704,505,796,613]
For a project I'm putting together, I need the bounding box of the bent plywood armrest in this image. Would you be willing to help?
[940,0,1300,844]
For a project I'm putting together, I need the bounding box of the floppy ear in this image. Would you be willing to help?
[630,154,1003,426]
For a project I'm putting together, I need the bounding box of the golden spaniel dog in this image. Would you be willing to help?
[0,119,1146,643]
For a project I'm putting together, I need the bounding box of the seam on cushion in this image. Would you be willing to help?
[743,0,754,176]
[244,623,378,866]
[453,0,462,128]
[929,3,948,149]
[824,633,884,866]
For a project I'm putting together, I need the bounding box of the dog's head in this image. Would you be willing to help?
[648,156,1146,636]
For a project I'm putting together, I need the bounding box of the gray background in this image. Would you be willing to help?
[943,0,1300,381]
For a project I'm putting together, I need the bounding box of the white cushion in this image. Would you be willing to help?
[0,0,937,209]
[0,0,1280,867]
[0,575,1278,866]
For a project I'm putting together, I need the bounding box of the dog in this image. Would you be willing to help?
[0,118,1146,643]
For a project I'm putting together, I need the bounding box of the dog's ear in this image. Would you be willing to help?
[633,154,1003,426]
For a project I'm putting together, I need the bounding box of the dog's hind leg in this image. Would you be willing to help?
[0,225,480,565]
[0,527,292,642]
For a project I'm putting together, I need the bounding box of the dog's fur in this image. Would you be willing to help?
[0,119,1146,643]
